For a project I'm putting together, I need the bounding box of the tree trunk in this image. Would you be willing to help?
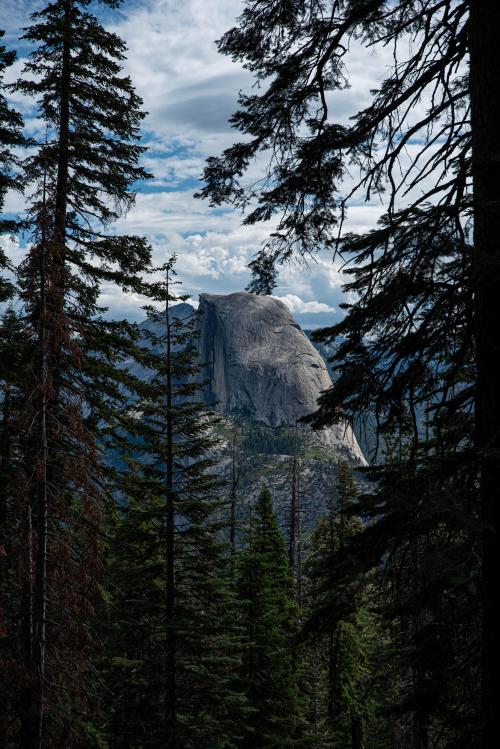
[19,505,34,747]
[469,1,500,744]
[350,706,363,749]
[165,278,177,748]
[327,625,341,725]
[230,430,240,556]
[288,425,302,599]
[412,711,429,749]
[20,5,72,741]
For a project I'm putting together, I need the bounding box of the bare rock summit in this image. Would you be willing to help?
[197,292,365,464]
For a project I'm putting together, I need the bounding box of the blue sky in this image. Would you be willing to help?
[1,0,392,328]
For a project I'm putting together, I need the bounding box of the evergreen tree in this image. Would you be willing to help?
[0,307,28,745]
[303,462,394,749]
[0,28,25,300]
[236,486,299,747]
[99,259,248,748]
[5,2,154,745]
[199,0,487,741]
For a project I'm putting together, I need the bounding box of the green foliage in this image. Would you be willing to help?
[240,420,296,455]
[236,487,300,747]
[302,462,395,749]
[98,263,249,748]
[0,29,25,301]
[2,2,157,744]
[0,2,484,746]
[198,0,481,742]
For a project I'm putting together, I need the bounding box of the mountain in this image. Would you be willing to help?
[197,292,365,464]
[128,291,366,531]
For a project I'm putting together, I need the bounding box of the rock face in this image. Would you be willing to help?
[129,291,365,465]
[197,292,365,464]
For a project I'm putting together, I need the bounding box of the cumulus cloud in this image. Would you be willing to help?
[274,294,336,315]
[0,0,398,327]
[109,0,251,148]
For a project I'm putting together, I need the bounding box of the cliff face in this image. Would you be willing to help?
[130,291,365,465]
[197,292,365,464]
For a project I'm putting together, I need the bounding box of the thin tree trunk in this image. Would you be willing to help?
[350,706,363,749]
[19,505,34,747]
[469,2,500,744]
[21,120,53,749]
[288,424,302,599]
[327,624,341,725]
[22,3,73,742]
[230,430,240,556]
[165,276,177,748]
[412,710,429,749]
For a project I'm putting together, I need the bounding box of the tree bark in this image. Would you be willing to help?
[230,430,240,556]
[20,5,72,745]
[469,1,500,744]
[165,274,177,748]
[288,424,302,600]
[350,706,363,749]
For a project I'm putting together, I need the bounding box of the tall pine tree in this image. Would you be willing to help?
[6,2,154,745]
[236,486,299,748]
[199,0,486,741]
[0,28,24,300]
[99,259,248,748]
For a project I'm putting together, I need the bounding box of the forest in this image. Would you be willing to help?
[0,1,496,747]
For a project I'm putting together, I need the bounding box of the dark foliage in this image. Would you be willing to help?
[0,29,25,300]
[236,486,300,747]
[199,0,488,743]
[2,2,155,745]
[98,261,249,748]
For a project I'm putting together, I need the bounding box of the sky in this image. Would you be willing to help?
[0,0,391,328]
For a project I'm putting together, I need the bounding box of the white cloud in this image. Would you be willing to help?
[1,0,417,327]
[274,294,335,315]
[110,0,250,149]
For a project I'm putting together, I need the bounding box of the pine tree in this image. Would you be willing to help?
[303,462,395,749]
[99,259,248,748]
[0,308,28,744]
[198,0,486,741]
[0,28,25,300]
[6,2,154,745]
[236,486,299,748]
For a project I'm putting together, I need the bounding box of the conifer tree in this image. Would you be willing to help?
[0,29,24,300]
[5,2,154,745]
[236,486,299,747]
[199,0,487,740]
[303,462,394,749]
[100,259,248,748]
[0,307,28,744]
